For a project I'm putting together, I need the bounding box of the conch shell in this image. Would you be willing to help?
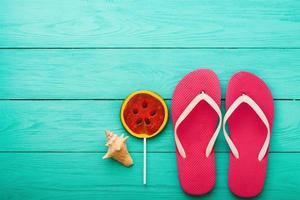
[103,130,133,167]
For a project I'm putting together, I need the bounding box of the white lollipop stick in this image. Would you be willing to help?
[143,138,147,185]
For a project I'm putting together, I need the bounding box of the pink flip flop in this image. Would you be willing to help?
[172,69,222,195]
[223,71,274,198]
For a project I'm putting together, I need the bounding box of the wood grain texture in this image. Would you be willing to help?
[0,0,300,47]
[0,153,299,200]
[1,0,299,198]
[0,49,300,99]
[0,100,298,152]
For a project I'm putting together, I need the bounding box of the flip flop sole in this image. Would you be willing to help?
[172,69,221,195]
[226,71,274,198]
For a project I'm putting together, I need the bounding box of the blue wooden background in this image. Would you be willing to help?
[0,0,300,199]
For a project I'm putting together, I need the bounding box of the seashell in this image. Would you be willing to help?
[103,130,134,167]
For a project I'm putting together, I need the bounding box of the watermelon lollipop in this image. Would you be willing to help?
[121,90,168,184]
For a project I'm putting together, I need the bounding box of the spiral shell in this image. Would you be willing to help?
[103,130,133,167]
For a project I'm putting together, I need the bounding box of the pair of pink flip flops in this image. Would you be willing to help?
[172,69,274,198]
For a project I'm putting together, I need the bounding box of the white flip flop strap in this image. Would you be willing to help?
[175,91,222,159]
[223,94,271,161]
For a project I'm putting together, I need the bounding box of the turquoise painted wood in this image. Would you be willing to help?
[0,0,300,199]
[0,50,300,99]
[0,100,299,152]
[0,153,299,200]
[0,0,300,47]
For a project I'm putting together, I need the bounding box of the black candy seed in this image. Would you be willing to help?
[133,108,138,114]
[150,110,156,116]
[142,101,148,108]
[136,118,143,125]
[144,118,151,125]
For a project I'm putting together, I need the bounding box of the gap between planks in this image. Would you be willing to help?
[0,151,299,154]
[0,99,299,101]
[1,47,300,50]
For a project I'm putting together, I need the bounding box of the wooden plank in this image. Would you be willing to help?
[0,49,300,99]
[0,100,299,152]
[0,0,300,47]
[0,152,299,199]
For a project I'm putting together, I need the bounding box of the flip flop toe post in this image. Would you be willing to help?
[172,69,222,195]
